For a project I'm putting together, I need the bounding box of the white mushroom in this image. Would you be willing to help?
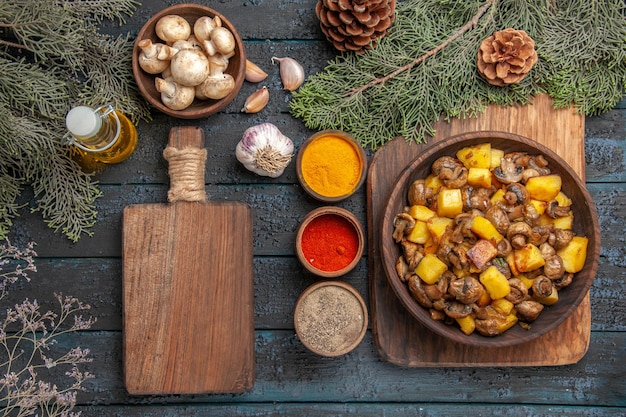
[169,49,210,87]
[155,14,192,44]
[137,39,172,74]
[171,35,202,51]
[198,54,235,99]
[201,27,235,57]
[155,77,195,110]
[193,15,222,42]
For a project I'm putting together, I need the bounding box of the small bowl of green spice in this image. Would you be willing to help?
[296,130,367,202]
[295,206,365,278]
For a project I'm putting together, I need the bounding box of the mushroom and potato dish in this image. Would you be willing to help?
[392,143,589,337]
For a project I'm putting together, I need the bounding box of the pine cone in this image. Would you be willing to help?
[316,0,396,53]
[477,28,538,86]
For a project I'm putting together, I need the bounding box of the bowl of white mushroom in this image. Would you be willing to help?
[132,4,246,118]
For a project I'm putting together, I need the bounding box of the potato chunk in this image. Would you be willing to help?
[408,205,436,222]
[479,265,511,299]
[514,243,546,272]
[526,174,562,201]
[467,239,498,270]
[471,216,503,244]
[467,167,492,188]
[426,216,454,242]
[456,143,491,169]
[557,236,588,273]
[437,188,463,218]
[406,220,429,244]
[415,254,448,284]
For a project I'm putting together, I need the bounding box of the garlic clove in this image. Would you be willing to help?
[241,86,269,113]
[245,59,268,83]
[271,56,305,91]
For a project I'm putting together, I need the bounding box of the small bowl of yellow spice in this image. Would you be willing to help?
[296,130,367,202]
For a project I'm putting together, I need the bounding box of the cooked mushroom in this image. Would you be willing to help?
[448,276,485,304]
[504,183,530,206]
[447,244,470,271]
[392,213,415,242]
[432,156,468,188]
[546,200,571,218]
[443,300,473,319]
[507,221,533,249]
[485,205,510,235]
[467,186,492,211]
[539,242,556,258]
[543,255,565,280]
[450,212,475,244]
[475,318,503,336]
[525,204,542,225]
[551,228,574,249]
[493,155,524,184]
[532,275,554,299]
[496,238,513,257]
[395,256,410,282]
[487,256,511,280]
[429,308,446,321]
[516,300,544,322]
[422,272,450,302]
[505,278,528,304]
[528,154,551,175]
[553,272,574,290]
[401,240,424,270]
[522,168,540,182]
[529,225,553,246]
[408,274,432,308]
[408,179,433,206]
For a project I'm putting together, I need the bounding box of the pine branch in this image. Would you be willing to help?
[0,0,147,241]
[347,0,497,97]
[291,0,625,149]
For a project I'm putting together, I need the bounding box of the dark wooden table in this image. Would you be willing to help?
[6,0,626,415]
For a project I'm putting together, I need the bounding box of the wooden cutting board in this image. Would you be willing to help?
[122,126,255,394]
[367,94,591,367]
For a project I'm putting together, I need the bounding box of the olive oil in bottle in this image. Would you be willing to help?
[65,104,138,172]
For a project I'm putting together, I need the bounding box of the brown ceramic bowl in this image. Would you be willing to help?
[296,130,367,203]
[132,4,246,119]
[380,131,600,348]
[294,280,368,356]
[296,206,365,278]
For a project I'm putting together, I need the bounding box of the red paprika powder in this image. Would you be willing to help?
[300,214,359,272]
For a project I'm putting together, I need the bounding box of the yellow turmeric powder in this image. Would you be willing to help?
[300,134,363,198]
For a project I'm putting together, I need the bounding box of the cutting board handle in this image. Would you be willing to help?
[163,126,207,203]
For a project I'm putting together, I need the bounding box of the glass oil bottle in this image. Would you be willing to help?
[64,103,138,172]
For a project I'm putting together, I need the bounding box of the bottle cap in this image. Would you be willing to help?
[66,106,101,138]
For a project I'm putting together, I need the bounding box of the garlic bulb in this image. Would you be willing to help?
[236,123,294,178]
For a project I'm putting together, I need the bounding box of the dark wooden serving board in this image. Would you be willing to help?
[122,126,255,393]
[367,94,591,367]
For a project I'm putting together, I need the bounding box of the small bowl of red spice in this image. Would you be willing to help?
[296,130,367,203]
[295,206,365,278]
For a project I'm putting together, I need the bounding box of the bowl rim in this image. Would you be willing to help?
[296,130,368,203]
[294,280,368,356]
[132,3,246,119]
[295,206,365,278]
[380,130,601,348]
